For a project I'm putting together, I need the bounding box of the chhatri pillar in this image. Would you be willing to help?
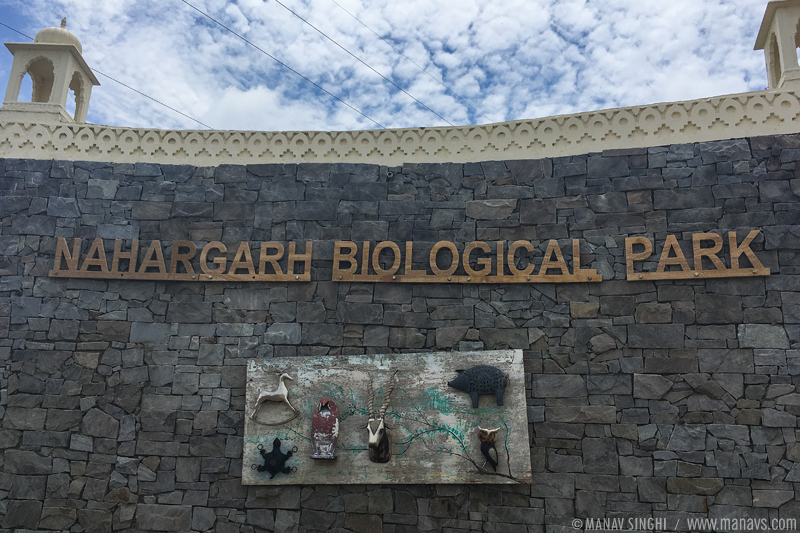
[755,0,800,90]
[0,18,99,123]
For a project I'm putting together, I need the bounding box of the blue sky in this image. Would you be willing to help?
[0,0,769,131]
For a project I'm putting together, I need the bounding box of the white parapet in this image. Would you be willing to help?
[1,88,799,165]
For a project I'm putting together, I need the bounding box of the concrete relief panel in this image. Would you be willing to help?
[243,350,532,485]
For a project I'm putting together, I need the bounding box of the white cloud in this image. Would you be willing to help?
[0,0,770,131]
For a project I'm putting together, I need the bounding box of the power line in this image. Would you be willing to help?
[179,0,385,129]
[270,0,455,127]
[95,72,213,129]
[328,0,493,124]
[0,20,213,129]
[0,22,33,40]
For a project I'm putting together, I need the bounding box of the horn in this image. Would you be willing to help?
[368,374,376,419]
[379,371,398,418]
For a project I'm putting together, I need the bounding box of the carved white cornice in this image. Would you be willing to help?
[1,88,799,165]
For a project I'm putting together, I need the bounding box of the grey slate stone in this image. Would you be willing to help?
[224,289,271,310]
[70,433,93,451]
[265,323,302,345]
[192,507,217,531]
[480,328,530,349]
[638,478,666,503]
[531,375,587,397]
[47,196,80,217]
[700,139,751,163]
[666,477,724,495]
[362,325,390,346]
[519,199,556,224]
[536,422,585,439]
[81,408,119,439]
[136,505,193,531]
[96,223,139,240]
[388,328,426,348]
[633,374,673,399]
[698,349,754,373]
[215,164,246,182]
[619,456,653,476]
[11,214,56,235]
[215,202,255,220]
[87,178,119,199]
[10,475,46,499]
[4,449,52,474]
[49,319,80,340]
[337,302,384,324]
[587,375,632,395]
[38,507,77,530]
[198,344,225,365]
[465,199,516,219]
[696,294,743,324]
[583,438,618,474]
[130,322,171,343]
[738,324,790,349]
[667,425,706,451]
[171,202,213,217]
[2,500,42,529]
[761,409,796,427]
[588,157,629,179]
[435,326,469,348]
[167,302,212,323]
[260,181,305,201]
[628,324,685,348]
[707,424,750,445]
[295,201,337,220]
[634,302,672,323]
[342,182,386,201]
[752,490,794,508]
[302,324,343,345]
[654,188,714,209]
[132,201,171,220]
[545,406,616,423]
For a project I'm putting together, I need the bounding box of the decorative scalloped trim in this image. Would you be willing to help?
[1,89,799,165]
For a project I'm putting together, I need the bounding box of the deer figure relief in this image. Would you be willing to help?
[250,373,299,426]
[365,370,398,463]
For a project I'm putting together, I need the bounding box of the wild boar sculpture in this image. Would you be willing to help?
[447,365,509,408]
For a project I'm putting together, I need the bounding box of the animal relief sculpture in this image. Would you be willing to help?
[251,438,298,479]
[365,371,398,463]
[250,373,299,425]
[448,365,509,408]
[478,427,500,472]
[310,399,339,460]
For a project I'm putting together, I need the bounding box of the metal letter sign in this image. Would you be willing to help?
[48,231,769,284]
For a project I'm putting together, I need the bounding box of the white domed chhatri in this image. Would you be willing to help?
[755,0,800,89]
[34,18,83,54]
[0,18,98,124]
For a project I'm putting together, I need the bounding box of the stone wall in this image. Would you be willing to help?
[0,134,799,532]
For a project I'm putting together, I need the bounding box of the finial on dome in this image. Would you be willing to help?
[1,18,99,123]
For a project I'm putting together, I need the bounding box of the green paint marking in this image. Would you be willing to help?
[422,386,452,414]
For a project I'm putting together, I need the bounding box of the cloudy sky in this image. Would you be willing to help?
[0,0,769,131]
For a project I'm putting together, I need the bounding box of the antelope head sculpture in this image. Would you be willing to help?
[365,371,398,463]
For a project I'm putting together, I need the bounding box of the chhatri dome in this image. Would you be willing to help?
[34,18,83,54]
[0,17,98,123]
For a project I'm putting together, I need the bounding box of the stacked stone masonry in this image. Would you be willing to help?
[0,134,799,532]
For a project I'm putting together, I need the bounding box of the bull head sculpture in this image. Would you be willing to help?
[365,371,398,463]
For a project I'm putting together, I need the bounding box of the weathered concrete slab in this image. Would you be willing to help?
[243,350,531,485]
